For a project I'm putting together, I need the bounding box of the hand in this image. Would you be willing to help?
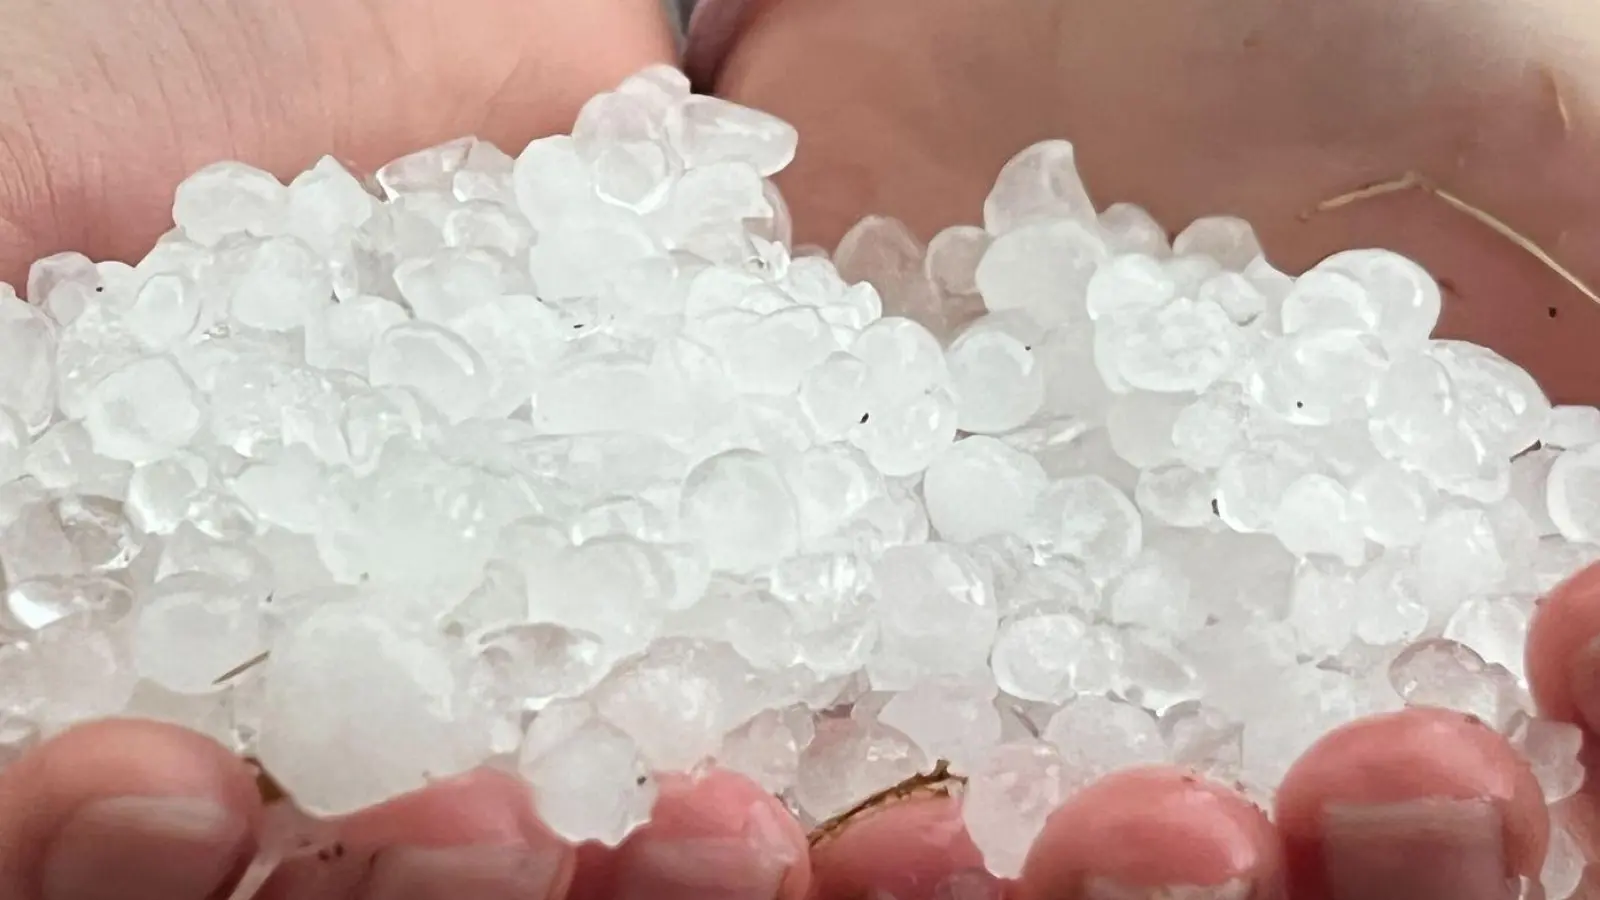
[712,0,1600,405]
[0,0,675,286]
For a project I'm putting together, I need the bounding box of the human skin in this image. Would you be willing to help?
[3,0,1600,898]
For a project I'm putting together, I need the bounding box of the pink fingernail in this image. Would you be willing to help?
[1321,799,1515,900]
[611,836,789,900]
[42,796,250,900]
[361,844,571,900]
[611,801,797,900]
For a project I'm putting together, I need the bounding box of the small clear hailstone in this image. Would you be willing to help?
[962,740,1067,880]
[795,717,927,822]
[519,701,656,846]
[1030,475,1143,581]
[946,323,1044,434]
[132,574,265,695]
[81,357,203,464]
[1509,716,1584,803]
[256,606,491,816]
[680,450,800,573]
[172,162,288,245]
[1043,695,1167,788]
[923,437,1048,544]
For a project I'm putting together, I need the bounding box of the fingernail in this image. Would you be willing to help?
[42,796,251,900]
[1321,799,1516,900]
[1081,877,1253,900]
[1569,636,1600,731]
[361,844,572,900]
[612,836,789,900]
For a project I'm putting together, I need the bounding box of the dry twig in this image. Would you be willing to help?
[1302,171,1600,307]
[806,760,966,848]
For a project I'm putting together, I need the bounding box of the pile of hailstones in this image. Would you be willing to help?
[0,65,1595,893]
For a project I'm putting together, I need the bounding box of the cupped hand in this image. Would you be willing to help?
[5,0,1600,898]
[712,0,1600,404]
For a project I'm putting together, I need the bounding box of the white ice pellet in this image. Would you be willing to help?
[1043,695,1167,788]
[962,739,1067,880]
[924,436,1047,543]
[1509,715,1584,803]
[0,70,1592,874]
[81,357,202,464]
[947,323,1044,433]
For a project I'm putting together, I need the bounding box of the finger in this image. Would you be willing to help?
[1013,767,1282,900]
[1275,708,1547,900]
[256,767,575,900]
[568,769,809,900]
[807,794,999,900]
[0,718,263,900]
[1527,562,1600,731]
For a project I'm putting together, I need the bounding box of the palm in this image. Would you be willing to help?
[715,0,1600,403]
[0,0,673,286]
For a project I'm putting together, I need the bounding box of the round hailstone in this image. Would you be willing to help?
[680,449,800,573]
[256,606,491,817]
[1444,595,1530,684]
[225,236,334,332]
[1548,444,1600,543]
[1134,464,1214,528]
[81,356,203,464]
[132,574,265,695]
[1098,203,1169,257]
[1544,826,1585,900]
[962,740,1068,880]
[869,543,997,690]
[946,325,1044,434]
[795,717,927,822]
[368,322,490,423]
[1272,473,1366,565]
[470,623,611,713]
[1214,449,1304,534]
[0,406,27,486]
[992,613,1100,703]
[878,677,1003,775]
[0,292,56,436]
[1107,296,1239,394]
[1107,550,1200,636]
[1315,249,1442,349]
[1172,217,1260,272]
[975,220,1108,328]
[1043,695,1167,788]
[1105,392,1187,469]
[982,139,1097,235]
[718,709,804,794]
[1279,269,1379,336]
[1430,340,1550,460]
[591,638,759,772]
[518,701,656,847]
[172,161,288,246]
[923,436,1048,543]
[1542,405,1600,450]
[1084,254,1175,322]
[1350,462,1431,548]
[1388,639,1514,728]
[1030,475,1143,581]
[670,94,799,177]
[1197,270,1269,327]
[124,274,201,350]
[1509,716,1584,803]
